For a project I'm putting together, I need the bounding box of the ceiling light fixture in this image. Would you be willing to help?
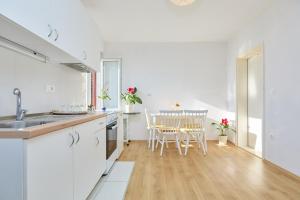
[170,0,195,6]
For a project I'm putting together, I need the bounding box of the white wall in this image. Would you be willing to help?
[0,46,87,116]
[227,0,300,176]
[104,42,228,140]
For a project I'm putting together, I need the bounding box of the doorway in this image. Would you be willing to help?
[236,46,264,158]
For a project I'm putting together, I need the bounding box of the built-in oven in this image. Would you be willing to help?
[106,120,117,159]
[104,112,118,174]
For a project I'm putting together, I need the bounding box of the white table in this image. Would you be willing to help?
[123,112,141,146]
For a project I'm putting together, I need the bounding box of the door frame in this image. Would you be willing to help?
[235,45,266,158]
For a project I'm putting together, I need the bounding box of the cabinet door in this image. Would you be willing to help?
[49,0,84,61]
[73,121,104,200]
[1,0,103,71]
[0,0,52,41]
[25,128,74,200]
[95,127,106,178]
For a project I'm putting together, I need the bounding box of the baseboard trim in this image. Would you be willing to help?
[263,160,300,182]
[236,145,300,181]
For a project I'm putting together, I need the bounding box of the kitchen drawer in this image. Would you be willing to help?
[86,117,106,131]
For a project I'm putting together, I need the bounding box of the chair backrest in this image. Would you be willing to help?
[157,110,183,131]
[159,110,184,114]
[182,110,208,131]
[144,108,151,129]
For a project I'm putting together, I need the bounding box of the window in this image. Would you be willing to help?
[101,59,122,110]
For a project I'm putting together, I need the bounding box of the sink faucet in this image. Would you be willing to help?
[13,88,27,121]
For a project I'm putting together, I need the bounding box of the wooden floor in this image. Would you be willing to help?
[119,141,300,200]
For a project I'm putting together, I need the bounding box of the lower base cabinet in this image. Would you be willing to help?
[73,120,106,200]
[19,118,106,200]
[26,128,74,200]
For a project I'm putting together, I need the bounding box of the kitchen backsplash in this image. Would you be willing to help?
[0,46,87,116]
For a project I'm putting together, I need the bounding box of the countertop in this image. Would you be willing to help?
[0,112,107,139]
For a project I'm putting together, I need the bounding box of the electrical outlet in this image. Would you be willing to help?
[46,84,55,93]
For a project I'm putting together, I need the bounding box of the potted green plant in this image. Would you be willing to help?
[98,89,111,111]
[211,118,235,145]
[121,87,142,113]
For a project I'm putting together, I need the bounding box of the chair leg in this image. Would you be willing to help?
[184,134,190,156]
[151,130,156,152]
[196,133,201,149]
[203,133,208,154]
[148,129,152,149]
[198,133,206,155]
[160,136,165,156]
[201,140,206,155]
[175,135,182,155]
[156,134,160,149]
[165,138,169,148]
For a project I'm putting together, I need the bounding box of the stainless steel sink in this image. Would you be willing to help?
[0,120,56,129]
[0,114,83,129]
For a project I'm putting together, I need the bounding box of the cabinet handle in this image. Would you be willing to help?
[75,131,80,144]
[69,133,75,147]
[96,137,100,145]
[54,29,59,41]
[83,51,87,60]
[47,24,53,38]
[112,125,118,130]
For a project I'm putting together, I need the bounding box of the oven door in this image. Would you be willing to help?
[106,121,117,159]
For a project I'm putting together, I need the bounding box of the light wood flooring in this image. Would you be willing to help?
[119,141,300,200]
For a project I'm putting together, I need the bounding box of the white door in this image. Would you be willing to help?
[247,54,263,156]
[236,50,264,158]
[25,128,74,200]
[236,59,248,147]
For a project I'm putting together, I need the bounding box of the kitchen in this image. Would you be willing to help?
[0,1,129,200]
[1,1,300,200]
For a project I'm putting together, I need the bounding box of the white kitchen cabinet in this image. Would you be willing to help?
[25,128,74,200]
[73,118,106,200]
[0,0,103,71]
[73,122,96,200]
[0,0,52,43]
[0,117,107,200]
[47,0,102,68]
[117,113,124,156]
[94,125,107,180]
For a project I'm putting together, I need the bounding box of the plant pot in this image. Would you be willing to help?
[124,104,134,113]
[218,135,228,146]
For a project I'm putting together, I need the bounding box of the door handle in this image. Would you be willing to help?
[47,24,53,38]
[75,131,80,144]
[112,125,118,130]
[83,50,87,60]
[69,133,75,147]
[54,29,59,41]
[96,136,100,145]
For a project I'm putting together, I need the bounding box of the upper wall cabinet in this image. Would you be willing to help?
[0,0,103,71]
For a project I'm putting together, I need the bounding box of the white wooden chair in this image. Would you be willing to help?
[144,108,154,150]
[155,111,183,156]
[181,110,208,156]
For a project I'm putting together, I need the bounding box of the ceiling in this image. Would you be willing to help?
[82,0,273,42]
